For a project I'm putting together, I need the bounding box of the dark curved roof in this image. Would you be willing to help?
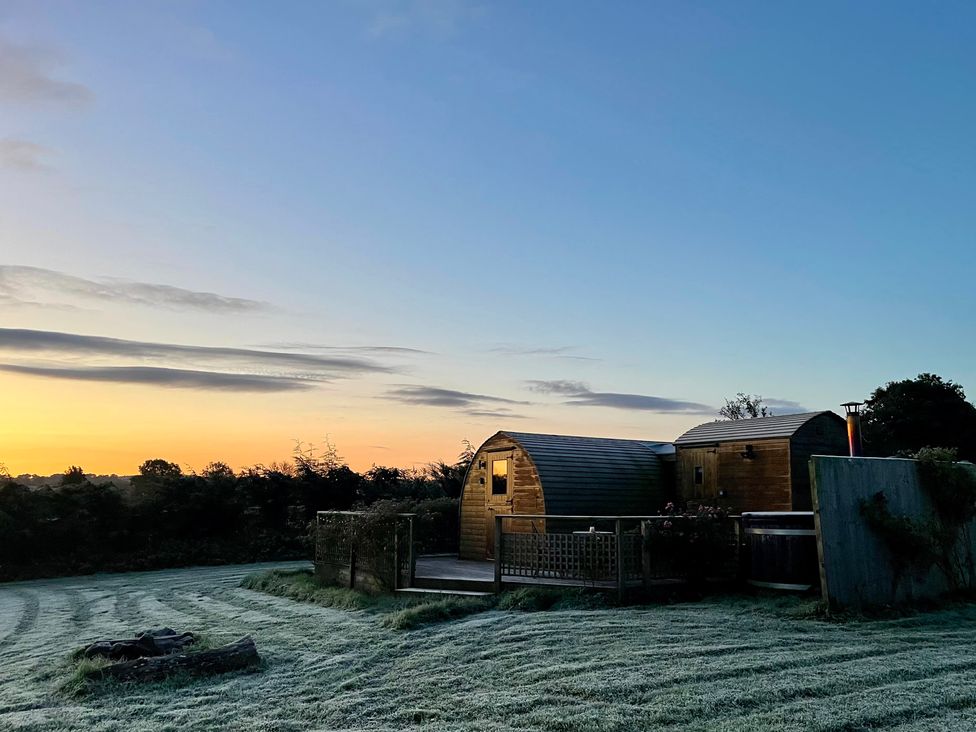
[502,431,672,515]
[674,411,844,446]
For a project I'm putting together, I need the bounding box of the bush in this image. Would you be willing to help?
[241,569,374,611]
[495,587,609,611]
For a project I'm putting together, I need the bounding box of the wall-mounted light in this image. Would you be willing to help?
[478,460,486,469]
[479,477,485,484]
[740,444,756,460]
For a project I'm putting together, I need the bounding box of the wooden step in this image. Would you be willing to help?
[396,587,493,598]
[411,576,495,593]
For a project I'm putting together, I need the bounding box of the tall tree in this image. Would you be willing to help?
[861,373,976,460]
[719,393,771,420]
[60,465,87,486]
[136,459,183,482]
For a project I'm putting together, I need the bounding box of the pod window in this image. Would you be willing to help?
[491,459,509,495]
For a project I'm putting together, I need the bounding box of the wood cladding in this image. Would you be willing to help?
[675,413,848,513]
[459,433,544,560]
[677,439,792,512]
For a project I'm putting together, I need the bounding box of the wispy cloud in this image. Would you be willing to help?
[489,344,601,361]
[0,364,315,392]
[386,384,526,408]
[0,292,81,311]
[0,35,93,106]
[526,379,714,414]
[465,409,527,420]
[564,392,714,413]
[0,328,393,377]
[0,328,400,394]
[0,265,272,313]
[0,138,51,170]
[384,384,528,419]
[763,398,809,414]
[364,0,484,39]
[258,341,431,355]
[526,379,590,395]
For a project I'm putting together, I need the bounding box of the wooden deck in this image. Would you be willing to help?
[415,556,494,582]
[411,554,658,593]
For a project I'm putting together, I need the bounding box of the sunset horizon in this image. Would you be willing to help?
[4,2,974,477]
[4,4,976,730]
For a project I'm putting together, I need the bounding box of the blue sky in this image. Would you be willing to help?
[1,1,974,472]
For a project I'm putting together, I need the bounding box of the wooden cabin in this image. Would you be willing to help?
[459,431,674,560]
[673,411,848,512]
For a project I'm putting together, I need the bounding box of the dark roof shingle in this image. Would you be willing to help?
[674,411,842,446]
[501,431,671,515]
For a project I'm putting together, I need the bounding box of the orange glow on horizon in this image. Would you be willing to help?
[0,374,476,477]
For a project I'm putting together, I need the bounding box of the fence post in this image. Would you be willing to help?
[640,520,651,589]
[408,515,416,587]
[348,525,357,590]
[615,518,624,603]
[734,516,745,582]
[393,520,400,591]
[494,514,503,594]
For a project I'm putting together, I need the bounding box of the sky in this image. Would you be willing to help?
[1,0,975,475]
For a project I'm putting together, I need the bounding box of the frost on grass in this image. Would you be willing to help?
[4,561,976,731]
[381,597,494,630]
[240,569,607,630]
[242,568,494,629]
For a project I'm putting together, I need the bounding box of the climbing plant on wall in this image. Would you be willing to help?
[861,447,976,599]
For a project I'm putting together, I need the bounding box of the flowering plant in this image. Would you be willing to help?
[643,502,734,582]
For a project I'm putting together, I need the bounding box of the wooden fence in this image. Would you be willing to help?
[811,455,976,608]
[494,514,741,599]
[315,511,415,592]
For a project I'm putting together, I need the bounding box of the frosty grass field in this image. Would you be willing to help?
[3,563,976,731]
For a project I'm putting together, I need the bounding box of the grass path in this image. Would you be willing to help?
[3,562,976,730]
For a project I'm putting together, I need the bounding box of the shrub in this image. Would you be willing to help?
[241,569,373,611]
[496,587,608,611]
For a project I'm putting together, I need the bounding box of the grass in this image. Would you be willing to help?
[243,568,495,629]
[240,569,618,629]
[381,596,495,630]
[240,568,380,612]
[5,560,976,730]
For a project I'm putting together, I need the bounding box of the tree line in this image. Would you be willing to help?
[4,372,975,582]
[0,442,473,581]
[720,374,976,462]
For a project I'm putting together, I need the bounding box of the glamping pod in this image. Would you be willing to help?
[459,431,674,560]
[674,411,847,513]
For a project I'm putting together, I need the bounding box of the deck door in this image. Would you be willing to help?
[484,450,514,558]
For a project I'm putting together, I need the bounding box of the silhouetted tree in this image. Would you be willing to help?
[425,441,475,499]
[136,459,183,482]
[0,439,463,581]
[60,465,87,486]
[719,393,771,420]
[862,373,976,460]
[201,461,236,482]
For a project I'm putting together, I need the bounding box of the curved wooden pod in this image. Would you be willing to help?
[459,431,672,560]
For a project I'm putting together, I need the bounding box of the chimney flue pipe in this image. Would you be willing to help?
[842,402,864,457]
